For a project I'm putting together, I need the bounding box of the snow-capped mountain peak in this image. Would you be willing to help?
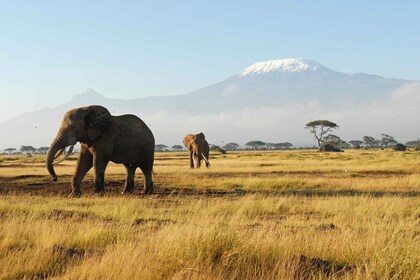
[239,58,323,76]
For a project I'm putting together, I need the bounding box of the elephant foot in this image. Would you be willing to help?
[69,190,82,198]
[143,186,154,195]
[122,188,134,195]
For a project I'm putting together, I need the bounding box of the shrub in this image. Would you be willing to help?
[393,143,407,151]
[319,143,343,152]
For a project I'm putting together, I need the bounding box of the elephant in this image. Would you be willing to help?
[183,132,210,169]
[46,105,155,197]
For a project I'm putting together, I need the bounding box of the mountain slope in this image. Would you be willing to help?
[123,58,410,114]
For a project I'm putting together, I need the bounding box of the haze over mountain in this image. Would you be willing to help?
[0,59,419,149]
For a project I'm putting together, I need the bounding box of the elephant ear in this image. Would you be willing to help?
[85,106,113,141]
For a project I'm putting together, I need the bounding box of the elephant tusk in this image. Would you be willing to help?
[54,148,65,159]
[53,145,74,165]
[201,153,211,166]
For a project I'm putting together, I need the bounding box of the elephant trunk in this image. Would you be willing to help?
[46,130,69,182]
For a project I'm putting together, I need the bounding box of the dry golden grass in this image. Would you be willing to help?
[0,149,419,279]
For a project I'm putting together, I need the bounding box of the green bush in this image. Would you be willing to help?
[393,143,407,151]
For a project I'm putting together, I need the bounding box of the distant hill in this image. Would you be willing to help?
[0,58,418,148]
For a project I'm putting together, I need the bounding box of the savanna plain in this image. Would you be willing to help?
[0,150,419,279]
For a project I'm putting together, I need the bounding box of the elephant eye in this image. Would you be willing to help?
[68,115,77,126]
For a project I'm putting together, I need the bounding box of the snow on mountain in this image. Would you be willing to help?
[239,58,322,76]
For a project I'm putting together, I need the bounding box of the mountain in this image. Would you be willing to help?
[177,58,410,112]
[0,58,419,148]
[120,58,411,114]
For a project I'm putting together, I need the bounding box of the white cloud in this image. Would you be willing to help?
[146,84,420,147]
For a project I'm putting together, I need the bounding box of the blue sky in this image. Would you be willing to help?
[1,0,419,121]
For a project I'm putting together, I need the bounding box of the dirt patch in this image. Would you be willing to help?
[315,223,338,231]
[52,244,85,261]
[131,218,176,226]
[1,175,419,198]
[45,209,115,223]
[294,255,354,278]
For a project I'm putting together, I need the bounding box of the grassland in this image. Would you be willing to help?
[0,150,419,279]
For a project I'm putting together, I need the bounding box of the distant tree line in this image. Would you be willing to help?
[153,141,295,153]
[2,131,419,155]
[1,146,50,155]
[304,119,419,152]
[315,133,416,151]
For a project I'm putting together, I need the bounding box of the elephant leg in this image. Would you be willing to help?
[139,162,154,195]
[93,155,109,194]
[70,146,93,198]
[196,153,202,168]
[122,164,136,194]
[189,151,194,169]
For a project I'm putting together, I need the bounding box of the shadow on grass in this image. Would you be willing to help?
[0,175,418,198]
[158,186,420,198]
[293,255,354,278]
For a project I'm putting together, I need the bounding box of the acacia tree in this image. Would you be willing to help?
[223,142,240,151]
[323,134,349,149]
[155,144,168,152]
[37,147,49,154]
[363,136,379,148]
[349,140,364,149]
[245,141,266,150]
[171,145,183,151]
[266,142,293,150]
[4,148,16,154]
[20,145,36,154]
[379,134,397,148]
[305,120,338,149]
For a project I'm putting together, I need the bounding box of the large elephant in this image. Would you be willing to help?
[183,132,210,168]
[46,105,155,197]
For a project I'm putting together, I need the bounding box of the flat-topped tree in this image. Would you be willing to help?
[245,141,266,150]
[349,140,364,149]
[37,147,49,154]
[155,144,168,152]
[305,120,338,149]
[4,148,16,154]
[20,145,36,154]
[223,142,240,151]
[171,145,183,151]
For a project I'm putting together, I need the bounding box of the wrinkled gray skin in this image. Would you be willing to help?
[183,132,210,169]
[46,105,155,197]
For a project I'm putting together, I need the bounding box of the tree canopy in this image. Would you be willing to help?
[266,142,293,150]
[245,141,266,150]
[305,120,339,149]
[223,143,240,151]
[37,147,49,154]
[349,140,364,149]
[171,145,183,151]
[20,145,36,154]
[323,134,349,149]
[155,144,168,152]
[4,148,16,154]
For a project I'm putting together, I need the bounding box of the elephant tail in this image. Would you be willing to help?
[201,153,211,167]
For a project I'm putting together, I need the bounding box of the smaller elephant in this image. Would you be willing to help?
[183,132,210,169]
